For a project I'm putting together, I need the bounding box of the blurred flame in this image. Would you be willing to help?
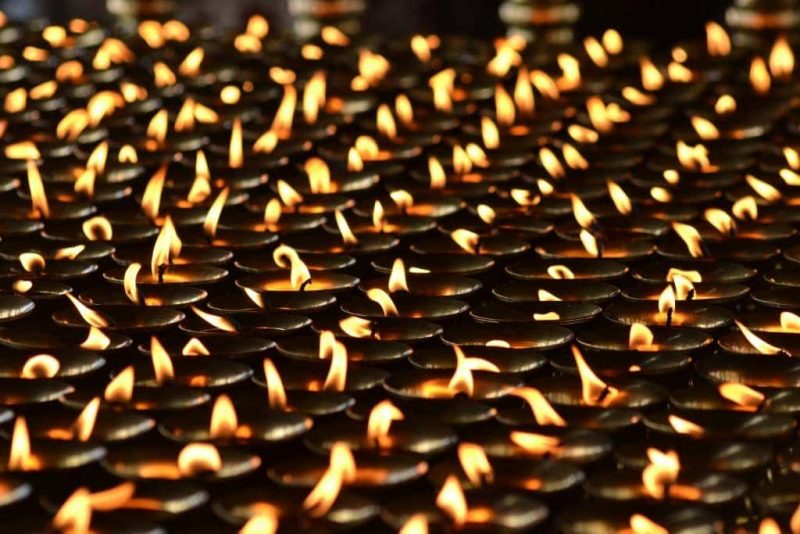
[399,514,428,534]
[123,262,142,304]
[706,21,731,56]
[150,336,175,385]
[571,195,595,229]
[183,338,210,356]
[568,124,599,144]
[769,37,794,79]
[642,448,681,499]
[271,85,297,139]
[52,487,91,533]
[367,400,403,448]
[334,210,359,246]
[177,443,222,476]
[305,157,332,194]
[509,431,562,455]
[21,354,59,379]
[436,476,467,528]
[429,68,455,113]
[210,394,238,439]
[428,156,447,189]
[263,359,287,410]
[367,288,399,316]
[192,306,238,333]
[482,116,500,149]
[572,345,620,406]
[323,341,348,392]
[451,229,480,254]
[6,141,40,160]
[538,289,561,302]
[584,36,609,67]
[239,511,279,534]
[579,230,599,257]
[203,187,229,239]
[676,140,718,172]
[629,323,656,351]
[303,71,326,124]
[510,387,566,426]
[73,397,100,442]
[547,265,575,280]
[178,47,204,77]
[607,181,632,215]
[27,160,49,219]
[640,57,664,91]
[66,293,110,328]
[556,54,581,91]
[750,57,771,94]
[411,35,432,62]
[668,414,705,437]
[303,443,355,517]
[672,222,704,258]
[458,443,493,486]
[704,208,736,235]
[718,383,764,411]
[8,417,38,470]
[104,365,134,403]
[19,252,45,273]
[495,84,515,127]
[735,320,782,355]
[376,104,397,140]
[658,286,675,317]
[691,116,720,141]
[602,29,623,54]
[746,174,782,202]
[277,180,303,208]
[780,311,800,333]
[4,88,25,113]
[539,147,565,179]
[715,94,736,114]
[83,216,113,241]
[81,327,110,350]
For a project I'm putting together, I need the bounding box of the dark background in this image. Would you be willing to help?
[2,0,730,47]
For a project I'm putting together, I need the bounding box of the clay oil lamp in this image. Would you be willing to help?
[63,364,209,414]
[314,312,442,345]
[405,149,502,200]
[304,399,456,457]
[644,404,796,443]
[282,209,398,257]
[670,382,800,418]
[180,302,310,340]
[493,276,620,305]
[558,506,721,534]
[109,218,230,286]
[330,198,436,237]
[631,260,756,285]
[407,66,490,119]
[0,325,130,355]
[159,393,312,448]
[317,131,419,181]
[22,397,155,445]
[584,447,747,508]
[658,220,780,265]
[426,441,584,499]
[81,262,206,307]
[354,187,463,222]
[382,473,548,532]
[436,200,552,241]
[580,322,713,355]
[53,291,185,333]
[250,357,358,418]
[640,139,740,194]
[718,318,800,357]
[362,258,483,301]
[103,441,261,484]
[131,336,253,392]
[552,325,692,386]
[0,290,35,323]
[3,160,96,223]
[278,328,411,367]
[410,343,549,377]
[411,226,529,259]
[0,416,106,483]
[0,349,104,387]
[231,245,353,314]
[536,223,655,261]
[605,282,733,330]
[533,346,668,425]
[228,194,325,235]
[280,154,377,201]
[341,282,468,323]
[216,444,380,531]
[383,345,521,425]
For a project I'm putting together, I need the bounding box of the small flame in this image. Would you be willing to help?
[150,336,175,385]
[273,245,312,290]
[510,387,566,426]
[21,354,60,379]
[718,383,764,411]
[253,130,278,155]
[759,518,782,534]
[509,431,562,455]
[276,180,304,208]
[220,85,241,105]
[388,258,410,293]
[411,35,432,62]
[563,143,589,170]
[347,148,364,172]
[539,147,565,179]
[367,288,399,317]
[568,124,599,144]
[511,188,539,206]
[263,359,287,410]
[399,514,428,534]
[631,514,668,534]
[436,476,467,528]
[323,340,348,392]
[547,265,575,280]
[303,443,356,517]
[572,345,620,406]
[673,275,696,301]
[271,85,297,138]
[210,394,238,439]
[72,397,100,442]
[602,29,623,54]
[177,443,222,476]
[691,116,720,141]
[151,216,182,278]
[731,196,758,222]
[52,487,91,533]
[668,414,705,437]
[658,286,676,319]
[785,146,800,170]
[178,47,204,77]
[339,316,372,338]
[390,189,414,211]
[642,448,681,499]
[27,160,49,219]
[12,281,32,294]
[227,119,244,169]
[87,142,109,175]
[428,157,447,189]
[376,104,397,141]
[495,84,515,127]
[303,71,326,124]
[334,210,359,246]
[715,94,736,114]
[672,222,704,258]
[246,14,269,37]
[704,208,736,235]
[372,200,384,231]
[448,345,476,398]
[451,229,480,254]
[192,306,238,333]
[83,216,114,241]
[538,289,561,302]
[183,338,210,356]
[429,69,455,113]
[750,57,772,94]
[123,262,142,304]
[141,164,167,221]
[571,195,595,229]
[66,294,110,328]
[104,365,134,403]
[706,21,731,56]
[622,86,655,105]
[556,54,581,91]
[735,320,782,355]
[458,443,493,486]
[9,417,38,470]
[780,311,800,333]
[452,145,473,174]
[584,36,609,67]
[769,37,794,79]
[476,204,496,224]
[746,175,782,202]
[19,252,45,273]
[606,181,632,215]
[579,230,599,257]
[203,187,230,239]
[3,87,25,113]
[358,49,390,86]
[780,168,800,186]
[119,145,138,163]
[305,157,332,194]
[481,117,500,150]
[640,57,664,91]
[81,327,110,350]
[676,140,718,172]
[6,141,40,160]
[239,511,279,534]
[366,400,403,448]
[629,323,656,351]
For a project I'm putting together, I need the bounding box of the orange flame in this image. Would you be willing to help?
[668,414,705,437]
[191,306,238,333]
[150,336,175,385]
[8,417,38,470]
[718,383,764,411]
[715,94,736,114]
[141,164,167,221]
[27,160,49,219]
[640,57,664,91]
[629,323,656,351]
[66,294,110,328]
[436,475,468,527]
[151,216,182,279]
[263,359,287,411]
[21,354,59,379]
[510,387,566,426]
[769,37,794,79]
[750,57,771,94]
[735,320,782,355]
[672,222,704,258]
[73,397,100,442]
[366,288,399,317]
[203,187,229,239]
[52,487,91,532]
[104,366,134,403]
[572,345,620,406]
[458,443,494,486]
[210,394,238,439]
[82,216,113,241]
[81,327,110,350]
[177,443,222,476]
[706,22,731,56]
[366,400,403,448]
[642,448,680,499]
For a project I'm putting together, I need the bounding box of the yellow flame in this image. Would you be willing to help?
[642,448,680,499]
[668,414,705,437]
[27,160,49,219]
[572,345,619,406]
[366,400,403,448]
[629,323,656,351]
[718,383,764,411]
[672,222,704,258]
[21,354,60,379]
[271,85,296,138]
[735,320,782,355]
[510,387,566,426]
[9,417,38,471]
[769,37,794,79]
[263,359,287,411]
[640,57,664,91]
[81,327,110,350]
[209,394,238,439]
[334,210,359,246]
[150,216,182,278]
[192,306,238,333]
[631,514,668,534]
[178,47,204,77]
[691,116,720,141]
[429,68,455,113]
[706,21,731,56]
[203,187,229,239]
[539,147,565,179]
[750,57,771,94]
[436,475,467,528]
[104,366,134,403]
[150,336,175,385]
[177,443,222,476]
[66,294,110,328]
[303,443,356,517]
[584,36,609,67]
[556,54,581,91]
[746,174,782,202]
[366,288,399,317]
[73,397,100,442]
[458,443,494,486]
[52,487,91,532]
[715,94,736,114]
